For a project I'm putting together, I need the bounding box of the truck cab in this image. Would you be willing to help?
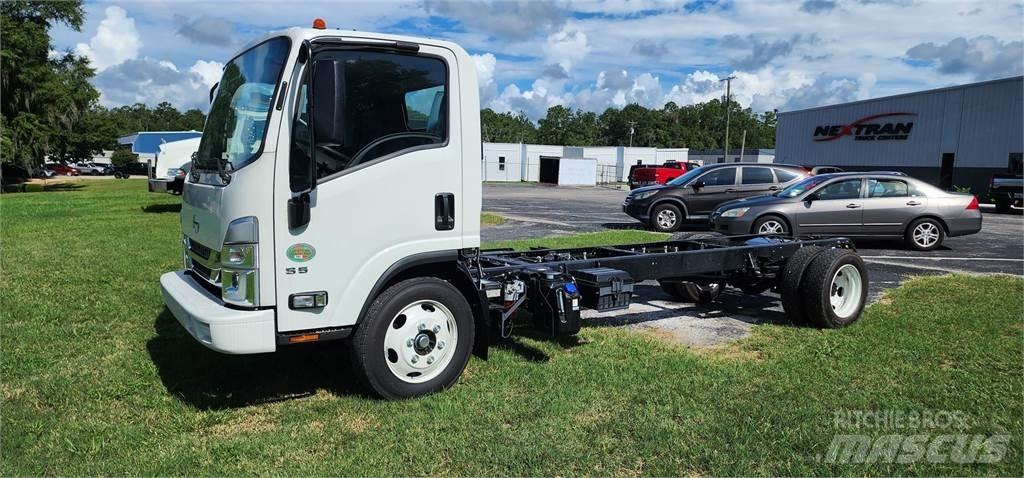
[160,23,482,397]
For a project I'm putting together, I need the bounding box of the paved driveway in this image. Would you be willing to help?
[483,183,1022,346]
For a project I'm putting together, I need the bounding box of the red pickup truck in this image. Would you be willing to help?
[628,161,700,189]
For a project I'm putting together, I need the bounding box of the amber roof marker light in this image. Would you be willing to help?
[312,18,326,29]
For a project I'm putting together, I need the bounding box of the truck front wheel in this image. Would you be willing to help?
[350,277,475,399]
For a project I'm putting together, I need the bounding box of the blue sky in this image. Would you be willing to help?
[51,0,1023,119]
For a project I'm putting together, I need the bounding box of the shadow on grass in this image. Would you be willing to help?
[584,283,797,328]
[142,203,182,214]
[147,309,365,410]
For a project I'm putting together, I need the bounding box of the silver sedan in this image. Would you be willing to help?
[710,172,982,251]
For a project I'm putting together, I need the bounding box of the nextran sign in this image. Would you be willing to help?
[814,112,916,142]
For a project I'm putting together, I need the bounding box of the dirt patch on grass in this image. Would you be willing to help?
[205,410,278,437]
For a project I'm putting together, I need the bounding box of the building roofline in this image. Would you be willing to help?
[778,75,1024,116]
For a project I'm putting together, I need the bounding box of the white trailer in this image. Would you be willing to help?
[160,21,870,399]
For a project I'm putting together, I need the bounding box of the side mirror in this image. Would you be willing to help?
[691,180,704,190]
[288,192,311,229]
[804,193,819,202]
[311,59,347,147]
[209,82,219,104]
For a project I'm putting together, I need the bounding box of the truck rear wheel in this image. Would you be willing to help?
[350,277,474,399]
[659,280,721,304]
[799,249,868,328]
[779,245,825,325]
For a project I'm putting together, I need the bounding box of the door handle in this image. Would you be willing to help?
[846,203,861,209]
[906,201,922,206]
[768,186,780,191]
[434,193,455,231]
[725,189,737,193]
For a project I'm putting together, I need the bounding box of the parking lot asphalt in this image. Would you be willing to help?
[483,183,1023,346]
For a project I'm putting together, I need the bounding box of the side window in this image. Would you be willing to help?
[815,179,863,200]
[774,168,800,183]
[289,81,312,192]
[698,167,736,186]
[498,156,506,171]
[741,167,774,185]
[867,179,909,198]
[306,50,448,182]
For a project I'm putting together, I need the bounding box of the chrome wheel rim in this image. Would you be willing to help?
[758,220,785,234]
[383,300,457,384]
[913,222,939,247]
[829,264,863,318]
[656,209,677,229]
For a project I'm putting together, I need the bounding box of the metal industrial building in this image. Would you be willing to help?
[775,76,1023,196]
[481,143,690,184]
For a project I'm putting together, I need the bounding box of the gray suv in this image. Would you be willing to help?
[622,163,809,232]
[710,172,982,251]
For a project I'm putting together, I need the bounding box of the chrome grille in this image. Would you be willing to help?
[185,237,220,285]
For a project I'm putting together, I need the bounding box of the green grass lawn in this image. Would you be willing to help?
[2,180,1022,476]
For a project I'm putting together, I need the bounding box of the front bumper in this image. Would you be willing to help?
[160,270,275,354]
[622,199,652,221]
[709,214,754,235]
[148,178,170,193]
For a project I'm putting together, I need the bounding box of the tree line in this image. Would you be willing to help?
[1,1,205,169]
[482,100,776,151]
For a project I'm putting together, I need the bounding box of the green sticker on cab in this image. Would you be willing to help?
[286,243,316,262]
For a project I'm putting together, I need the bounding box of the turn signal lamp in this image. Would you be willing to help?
[312,18,326,29]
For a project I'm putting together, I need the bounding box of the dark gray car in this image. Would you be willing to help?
[710,172,982,251]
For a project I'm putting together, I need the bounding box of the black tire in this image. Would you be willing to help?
[658,280,722,304]
[904,217,945,251]
[751,214,789,235]
[649,203,683,232]
[800,249,868,328]
[995,200,1011,214]
[349,277,474,399]
[779,245,825,325]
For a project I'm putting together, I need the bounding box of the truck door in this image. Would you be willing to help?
[273,44,464,332]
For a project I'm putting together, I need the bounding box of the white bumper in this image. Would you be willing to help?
[160,271,276,354]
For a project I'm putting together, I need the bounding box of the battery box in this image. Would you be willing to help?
[573,267,634,311]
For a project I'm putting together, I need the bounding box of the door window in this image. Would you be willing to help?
[867,179,909,198]
[303,50,448,182]
[741,167,774,185]
[815,179,863,200]
[697,167,736,186]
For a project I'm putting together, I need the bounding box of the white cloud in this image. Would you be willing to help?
[93,58,224,110]
[189,60,224,88]
[74,6,141,71]
[472,53,498,106]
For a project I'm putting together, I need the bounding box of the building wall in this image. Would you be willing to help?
[524,144,563,182]
[481,142,524,181]
[557,158,598,185]
[776,76,1023,194]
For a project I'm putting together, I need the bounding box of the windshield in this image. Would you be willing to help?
[194,37,291,175]
[778,175,829,198]
[666,165,708,186]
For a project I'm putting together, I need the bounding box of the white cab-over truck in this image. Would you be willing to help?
[148,137,200,194]
[161,21,870,399]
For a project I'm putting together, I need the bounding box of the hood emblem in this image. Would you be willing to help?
[192,215,200,233]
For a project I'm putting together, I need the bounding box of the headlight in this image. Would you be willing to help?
[721,207,750,218]
[632,190,658,200]
[223,244,255,268]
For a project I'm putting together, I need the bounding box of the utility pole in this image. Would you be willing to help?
[627,121,637,147]
[720,75,736,163]
[738,129,746,164]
